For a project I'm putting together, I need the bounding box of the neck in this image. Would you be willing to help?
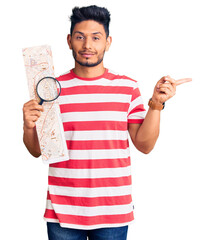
[73,62,106,78]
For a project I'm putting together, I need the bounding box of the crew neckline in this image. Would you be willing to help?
[70,68,108,80]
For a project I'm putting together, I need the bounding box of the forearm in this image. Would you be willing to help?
[23,126,41,158]
[135,108,161,153]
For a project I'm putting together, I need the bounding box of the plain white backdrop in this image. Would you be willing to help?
[0,0,214,239]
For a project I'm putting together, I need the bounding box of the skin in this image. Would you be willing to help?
[23,20,191,157]
[67,20,112,78]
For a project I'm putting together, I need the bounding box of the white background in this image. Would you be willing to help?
[0,0,214,239]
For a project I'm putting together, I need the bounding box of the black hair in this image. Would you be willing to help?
[69,5,111,38]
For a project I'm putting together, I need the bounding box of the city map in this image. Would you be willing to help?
[23,45,69,164]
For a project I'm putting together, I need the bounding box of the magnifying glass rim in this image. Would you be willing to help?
[36,76,61,103]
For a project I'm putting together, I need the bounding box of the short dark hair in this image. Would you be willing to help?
[69,5,111,38]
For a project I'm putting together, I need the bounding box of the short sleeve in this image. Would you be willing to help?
[127,82,146,124]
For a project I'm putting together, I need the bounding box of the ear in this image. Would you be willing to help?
[105,36,112,52]
[67,34,72,50]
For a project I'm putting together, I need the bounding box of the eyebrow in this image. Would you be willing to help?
[73,31,103,36]
[92,32,103,35]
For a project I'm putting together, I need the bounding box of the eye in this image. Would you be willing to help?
[76,36,84,40]
[93,36,100,41]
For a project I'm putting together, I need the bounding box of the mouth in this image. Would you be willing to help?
[79,51,96,58]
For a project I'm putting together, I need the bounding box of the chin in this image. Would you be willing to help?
[76,58,103,68]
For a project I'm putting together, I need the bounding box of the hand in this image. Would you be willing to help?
[23,100,44,129]
[152,75,192,104]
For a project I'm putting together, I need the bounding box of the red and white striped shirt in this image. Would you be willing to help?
[44,69,146,229]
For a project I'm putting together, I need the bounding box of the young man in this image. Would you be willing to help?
[23,5,191,240]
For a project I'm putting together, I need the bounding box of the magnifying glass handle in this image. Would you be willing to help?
[39,99,44,105]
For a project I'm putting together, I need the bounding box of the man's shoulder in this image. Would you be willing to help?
[56,70,72,81]
[107,69,138,84]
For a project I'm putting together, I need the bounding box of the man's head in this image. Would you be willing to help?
[67,5,112,68]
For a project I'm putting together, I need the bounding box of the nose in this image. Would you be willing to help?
[83,37,92,49]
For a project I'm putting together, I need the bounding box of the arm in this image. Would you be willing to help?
[23,126,41,157]
[23,100,44,157]
[128,108,160,154]
[128,75,192,154]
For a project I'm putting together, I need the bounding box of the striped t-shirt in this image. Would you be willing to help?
[44,68,146,230]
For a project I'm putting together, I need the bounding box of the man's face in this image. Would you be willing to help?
[67,20,112,67]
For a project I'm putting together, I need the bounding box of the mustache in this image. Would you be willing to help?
[79,50,97,54]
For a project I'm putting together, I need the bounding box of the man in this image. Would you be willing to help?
[23,5,191,240]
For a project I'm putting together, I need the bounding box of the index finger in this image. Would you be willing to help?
[176,78,192,86]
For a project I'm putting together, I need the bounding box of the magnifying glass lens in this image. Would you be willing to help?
[36,77,61,104]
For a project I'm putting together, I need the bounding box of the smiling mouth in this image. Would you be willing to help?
[79,52,95,58]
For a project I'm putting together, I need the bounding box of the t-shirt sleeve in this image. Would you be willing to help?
[127,81,146,124]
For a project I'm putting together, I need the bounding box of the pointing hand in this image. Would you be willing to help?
[152,75,192,104]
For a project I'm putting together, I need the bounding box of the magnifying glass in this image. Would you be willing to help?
[36,76,61,105]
